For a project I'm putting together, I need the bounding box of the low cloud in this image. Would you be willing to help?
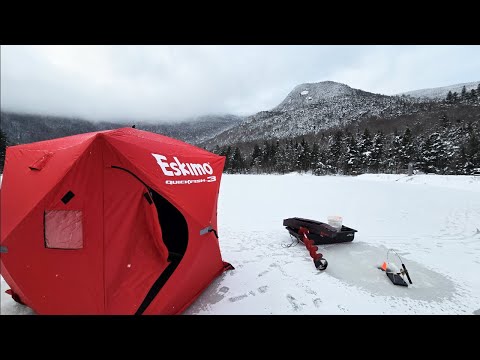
[1,45,479,122]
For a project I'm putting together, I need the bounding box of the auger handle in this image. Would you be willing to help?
[402,263,412,284]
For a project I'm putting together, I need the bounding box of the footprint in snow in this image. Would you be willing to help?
[258,286,268,293]
[305,288,317,295]
[229,294,248,302]
[206,285,230,305]
[313,298,322,308]
[258,270,269,277]
[286,294,302,311]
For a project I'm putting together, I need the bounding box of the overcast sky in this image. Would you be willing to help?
[1,45,479,122]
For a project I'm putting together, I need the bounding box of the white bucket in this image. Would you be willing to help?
[327,215,343,231]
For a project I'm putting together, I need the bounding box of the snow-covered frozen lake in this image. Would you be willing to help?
[2,173,480,315]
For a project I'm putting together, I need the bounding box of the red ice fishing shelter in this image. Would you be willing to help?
[0,127,233,314]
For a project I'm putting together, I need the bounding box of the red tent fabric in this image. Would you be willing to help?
[0,128,232,314]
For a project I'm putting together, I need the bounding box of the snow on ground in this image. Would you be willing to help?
[357,173,480,193]
[2,173,480,315]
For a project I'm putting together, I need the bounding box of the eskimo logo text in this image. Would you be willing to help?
[152,153,216,184]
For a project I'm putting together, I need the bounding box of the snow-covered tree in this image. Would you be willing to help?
[417,134,437,173]
[358,128,373,172]
[310,142,320,172]
[314,146,332,175]
[275,142,288,174]
[439,127,460,174]
[342,133,361,175]
[466,127,479,172]
[298,138,311,172]
[325,131,343,173]
[398,128,415,171]
[260,141,272,172]
[431,132,447,173]
[386,132,402,173]
[370,131,385,173]
[250,144,262,173]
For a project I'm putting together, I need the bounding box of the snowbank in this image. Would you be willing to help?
[357,173,480,193]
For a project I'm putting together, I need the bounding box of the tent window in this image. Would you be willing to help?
[44,210,83,249]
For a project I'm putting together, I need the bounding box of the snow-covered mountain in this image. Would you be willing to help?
[274,81,359,111]
[202,81,432,147]
[400,81,479,100]
[3,80,479,151]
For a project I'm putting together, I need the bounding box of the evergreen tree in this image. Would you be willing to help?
[446,91,453,103]
[399,128,415,171]
[470,89,476,102]
[343,133,361,175]
[220,145,232,173]
[260,141,279,172]
[230,147,246,173]
[284,139,297,173]
[416,135,426,173]
[386,133,402,173]
[439,124,459,174]
[452,92,458,103]
[250,144,262,173]
[310,142,320,172]
[292,140,302,172]
[260,141,270,172]
[461,85,467,100]
[315,147,331,175]
[450,123,479,174]
[418,134,436,173]
[276,142,289,174]
[298,138,311,172]
[457,145,469,175]
[370,131,385,173]
[359,128,373,172]
[270,140,280,173]
[431,132,449,174]
[466,129,480,172]
[326,130,343,173]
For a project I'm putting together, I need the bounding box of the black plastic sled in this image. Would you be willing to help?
[283,217,357,245]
